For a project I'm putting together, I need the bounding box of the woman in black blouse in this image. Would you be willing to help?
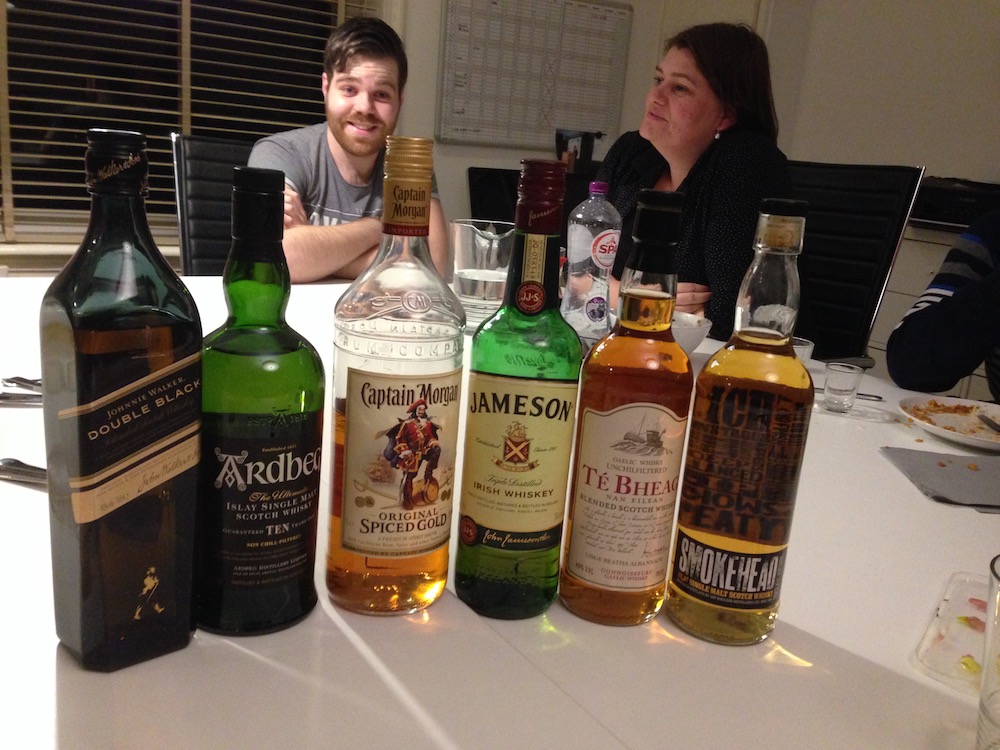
[599,22,791,340]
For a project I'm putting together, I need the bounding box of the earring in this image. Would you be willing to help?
[714,130,721,140]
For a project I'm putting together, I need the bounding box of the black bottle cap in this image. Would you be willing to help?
[627,189,684,274]
[760,197,808,217]
[85,128,148,195]
[233,165,285,194]
[231,166,284,242]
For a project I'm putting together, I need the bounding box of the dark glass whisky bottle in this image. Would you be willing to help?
[559,190,693,626]
[665,198,813,645]
[40,129,202,671]
[196,167,325,634]
[455,159,583,619]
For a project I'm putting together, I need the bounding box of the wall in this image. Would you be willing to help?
[397,0,1000,229]
[396,0,671,224]
[762,0,1000,181]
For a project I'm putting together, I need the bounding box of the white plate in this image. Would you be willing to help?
[898,395,1000,452]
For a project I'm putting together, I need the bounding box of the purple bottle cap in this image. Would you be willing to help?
[589,181,609,194]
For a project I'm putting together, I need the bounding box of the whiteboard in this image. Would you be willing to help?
[436,0,633,149]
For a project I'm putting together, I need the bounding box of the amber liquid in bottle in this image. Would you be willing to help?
[559,189,692,626]
[664,333,811,642]
[559,291,692,624]
[326,137,464,615]
[665,200,813,645]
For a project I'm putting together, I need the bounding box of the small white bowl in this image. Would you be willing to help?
[672,312,712,354]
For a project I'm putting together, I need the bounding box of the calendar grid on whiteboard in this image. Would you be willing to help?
[437,0,633,149]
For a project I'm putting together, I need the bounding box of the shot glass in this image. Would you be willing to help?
[977,554,1000,750]
[823,362,864,413]
[792,336,815,361]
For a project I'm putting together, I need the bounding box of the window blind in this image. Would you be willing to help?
[1,0,383,244]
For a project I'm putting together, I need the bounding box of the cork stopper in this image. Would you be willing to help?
[756,198,808,254]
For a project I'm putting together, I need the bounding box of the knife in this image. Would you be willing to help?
[979,413,1000,433]
[0,392,42,406]
[0,458,47,486]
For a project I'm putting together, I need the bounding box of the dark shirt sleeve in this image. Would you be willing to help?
[886,210,1000,397]
[679,131,792,339]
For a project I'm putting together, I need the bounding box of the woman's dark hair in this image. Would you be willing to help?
[324,17,408,90]
[666,22,779,141]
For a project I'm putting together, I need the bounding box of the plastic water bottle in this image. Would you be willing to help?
[559,181,621,349]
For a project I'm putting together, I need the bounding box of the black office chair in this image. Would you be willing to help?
[789,160,924,363]
[171,132,255,275]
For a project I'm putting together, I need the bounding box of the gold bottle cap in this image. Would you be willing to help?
[384,136,434,182]
[383,136,433,236]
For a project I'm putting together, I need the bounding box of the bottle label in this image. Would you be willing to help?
[382,174,431,237]
[59,353,201,524]
[515,232,549,314]
[670,527,786,609]
[458,372,577,552]
[340,367,462,556]
[670,382,810,610]
[591,228,619,270]
[200,410,322,587]
[565,403,685,590]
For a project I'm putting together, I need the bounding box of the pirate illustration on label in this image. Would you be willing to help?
[381,399,442,510]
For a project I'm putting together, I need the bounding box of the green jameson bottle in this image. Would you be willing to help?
[40,129,202,671]
[196,167,325,634]
[455,159,583,619]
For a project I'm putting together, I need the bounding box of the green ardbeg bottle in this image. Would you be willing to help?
[196,166,325,634]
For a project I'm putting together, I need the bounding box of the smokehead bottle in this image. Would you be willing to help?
[40,128,202,671]
[665,198,813,645]
[455,159,583,619]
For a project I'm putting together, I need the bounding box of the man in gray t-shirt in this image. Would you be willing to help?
[247,18,447,282]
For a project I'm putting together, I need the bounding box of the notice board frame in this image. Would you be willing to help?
[436,0,633,150]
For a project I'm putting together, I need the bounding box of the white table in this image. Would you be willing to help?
[2,275,996,749]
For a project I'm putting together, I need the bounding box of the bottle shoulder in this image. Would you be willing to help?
[586,330,692,376]
[204,325,323,362]
[471,309,582,379]
[701,340,814,390]
[45,242,199,328]
[335,260,465,334]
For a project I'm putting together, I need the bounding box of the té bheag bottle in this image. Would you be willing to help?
[455,159,583,619]
[196,167,325,634]
[665,198,813,645]
[559,180,621,350]
[40,129,202,671]
[559,190,693,626]
[327,136,465,615]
